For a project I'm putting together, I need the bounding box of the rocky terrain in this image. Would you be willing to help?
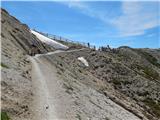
[1,8,160,120]
[1,8,55,120]
[46,47,160,120]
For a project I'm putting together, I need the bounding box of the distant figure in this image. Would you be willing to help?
[87,43,90,48]
[107,45,111,51]
[107,45,109,49]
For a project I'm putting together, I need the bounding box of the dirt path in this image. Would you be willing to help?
[30,56,58,120]
[30,49,86,120]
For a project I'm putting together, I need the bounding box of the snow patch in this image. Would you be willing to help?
[31,30,69,50]
[78,57,89,67]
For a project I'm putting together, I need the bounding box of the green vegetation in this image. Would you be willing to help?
[76,114,82,120]
[112,79,121,85]
[143,98,160,118]
[1,112,10,120]
[142,67,159,80]
[1,63,9,69]
[104,117,110,120]
[133,64,159,80]
[112,78,131,86]
[135,50,160,68]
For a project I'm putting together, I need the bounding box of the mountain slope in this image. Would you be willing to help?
[1,8,160,120]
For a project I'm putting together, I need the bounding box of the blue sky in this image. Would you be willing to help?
[2,1,160,48]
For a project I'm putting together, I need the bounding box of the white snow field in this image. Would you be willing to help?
[31,30,69,50]
[78,57,89,67]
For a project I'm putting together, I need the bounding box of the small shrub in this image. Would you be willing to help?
[143,98,160,118]
[112,79,121,85]
[78,69,82,73]
[1,33,5,38]
[76,114,81,120]
[121,80,132,85]
[112,78,131,86]
[1,112,10,120]
[100,64,105,68]
[1,63,9,69]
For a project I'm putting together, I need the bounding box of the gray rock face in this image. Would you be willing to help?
[1,8,55,55]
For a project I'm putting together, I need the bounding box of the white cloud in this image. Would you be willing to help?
[60,1,160,37]
[67,1,88,9]
[111,1,160,37]
[61,1,107,22]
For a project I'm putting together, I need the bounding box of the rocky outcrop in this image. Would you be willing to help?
[1,8,55,55]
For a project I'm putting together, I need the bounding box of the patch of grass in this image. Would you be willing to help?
[133,64,159,80]
[112,78,131,86]
[112,79,121,85]
[135,50,160,68]
[1,63,9,69]
[76,114,82,120]
[143,98,160,118]
[104,117,110,120]
[1,112,10,120]
[143,67,159,80]
[121,80,132,85]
